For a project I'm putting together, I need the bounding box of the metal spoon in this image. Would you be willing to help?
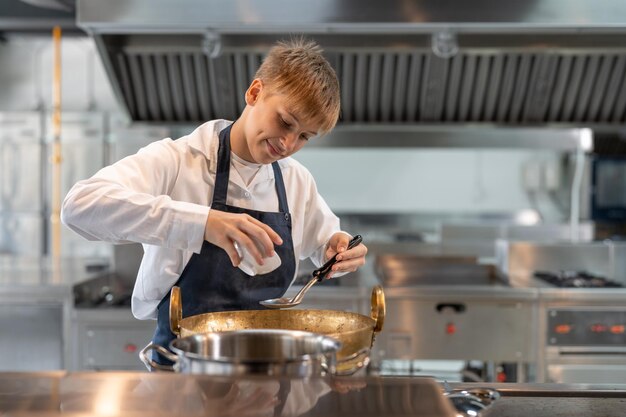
[260,235,363,309]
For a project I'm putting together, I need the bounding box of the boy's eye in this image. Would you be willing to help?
[300,134,310,141]
[279,117,291,128]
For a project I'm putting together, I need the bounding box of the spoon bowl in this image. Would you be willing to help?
[259,271,321,309]
[259,297,300,309]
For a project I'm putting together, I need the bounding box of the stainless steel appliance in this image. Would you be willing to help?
[543,304,626,384]
[372,254,537,382]
[533,270,624,288]
[77,0,626,134]
[590,156,626,222]
[499,240,626,383]
[71,272,154,371]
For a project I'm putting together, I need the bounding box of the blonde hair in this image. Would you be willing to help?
[255,38,340,136]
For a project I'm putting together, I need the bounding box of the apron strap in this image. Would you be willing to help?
[213,123,291,214]
[271,162,290,214]
[212,124,232,206]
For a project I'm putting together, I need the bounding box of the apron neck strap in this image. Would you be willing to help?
[213,124,290,214]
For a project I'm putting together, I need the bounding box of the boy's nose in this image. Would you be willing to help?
[280,132,299,152]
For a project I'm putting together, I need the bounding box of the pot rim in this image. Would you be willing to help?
[168,329,342,364]
[180,309,376,336]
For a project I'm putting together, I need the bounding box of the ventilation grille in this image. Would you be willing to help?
[114,49,626,125]
[115,52,265,122]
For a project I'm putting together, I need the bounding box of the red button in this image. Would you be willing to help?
[610,325,625,334]
[124,343,137,353]
[590,324,608,333]
[446,323,456,334]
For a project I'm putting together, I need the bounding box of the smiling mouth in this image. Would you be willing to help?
[267,141,283,157]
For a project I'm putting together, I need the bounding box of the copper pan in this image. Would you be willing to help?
[169,285,385,375]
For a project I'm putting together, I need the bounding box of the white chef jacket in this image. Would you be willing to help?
[61,119,342,319]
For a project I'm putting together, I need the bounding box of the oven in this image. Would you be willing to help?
[499,240,626,383]
[535,272,626,382]
[539,299,626,383]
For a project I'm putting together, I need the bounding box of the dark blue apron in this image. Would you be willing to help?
[151,123,296,364]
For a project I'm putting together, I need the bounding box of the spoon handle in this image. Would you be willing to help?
[291,274,321,304]
[313,234,363,281]
[292,235,363,305]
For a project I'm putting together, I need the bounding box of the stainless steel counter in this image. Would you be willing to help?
[2,372,626,417]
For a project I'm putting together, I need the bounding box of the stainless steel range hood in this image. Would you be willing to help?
[78,0,626,132]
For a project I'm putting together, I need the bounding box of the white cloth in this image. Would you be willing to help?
[230,151,263,186]
[61,119,342,319]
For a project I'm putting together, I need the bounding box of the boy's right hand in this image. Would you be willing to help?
[204,210,283,267]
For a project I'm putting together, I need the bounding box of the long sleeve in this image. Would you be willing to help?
[298,172,342,267]
[61,138,209,254]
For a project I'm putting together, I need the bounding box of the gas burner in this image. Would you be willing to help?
[73,273,134,308]
[533,270,624,288]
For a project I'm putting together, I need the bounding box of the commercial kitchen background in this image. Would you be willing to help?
[0,36,573,256]
[2,1,626,386]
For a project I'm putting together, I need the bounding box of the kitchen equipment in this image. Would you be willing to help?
[590,155,626,222]
[261,235,363,308]
[376,254,498,287]
[140,329,341,376]
[80,0,626,135]
[543,306,626,383]
[533,270,623,288]
[372,253,535,382]
[499,240,626,383]
[168,284,385,375]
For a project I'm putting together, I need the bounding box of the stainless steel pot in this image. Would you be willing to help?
[140,329,342,377]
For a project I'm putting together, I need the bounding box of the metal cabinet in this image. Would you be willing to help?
[374,291,537,363]
[71,308,155,371]
[0,303,64,371]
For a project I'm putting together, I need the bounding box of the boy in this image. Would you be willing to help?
[61,38,368,363]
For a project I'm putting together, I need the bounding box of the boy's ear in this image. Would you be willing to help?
[245,79,263,105]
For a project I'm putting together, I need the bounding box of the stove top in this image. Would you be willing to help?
[533,270,624,288]
[73,273,133,308]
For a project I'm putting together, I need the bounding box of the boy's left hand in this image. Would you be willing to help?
[324,232,368,278]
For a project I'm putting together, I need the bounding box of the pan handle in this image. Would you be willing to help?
[370,285,385,333]
[170,286,182,336]
[139,342,178,372]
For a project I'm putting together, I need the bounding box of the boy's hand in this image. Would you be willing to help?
[204,210,283,267]
[324,232,367,278]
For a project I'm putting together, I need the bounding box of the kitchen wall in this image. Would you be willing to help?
[297,148,563,215]
[0,35,580,256]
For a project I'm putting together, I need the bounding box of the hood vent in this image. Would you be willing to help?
[110,39,626,127]
[78,0,626,129]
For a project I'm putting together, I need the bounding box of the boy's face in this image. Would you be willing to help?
[241,80,320,164]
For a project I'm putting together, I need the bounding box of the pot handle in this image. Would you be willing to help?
[139,342,178,372]
[170,286,182,336]
[370,285,385,333]
[334,348,371,376]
